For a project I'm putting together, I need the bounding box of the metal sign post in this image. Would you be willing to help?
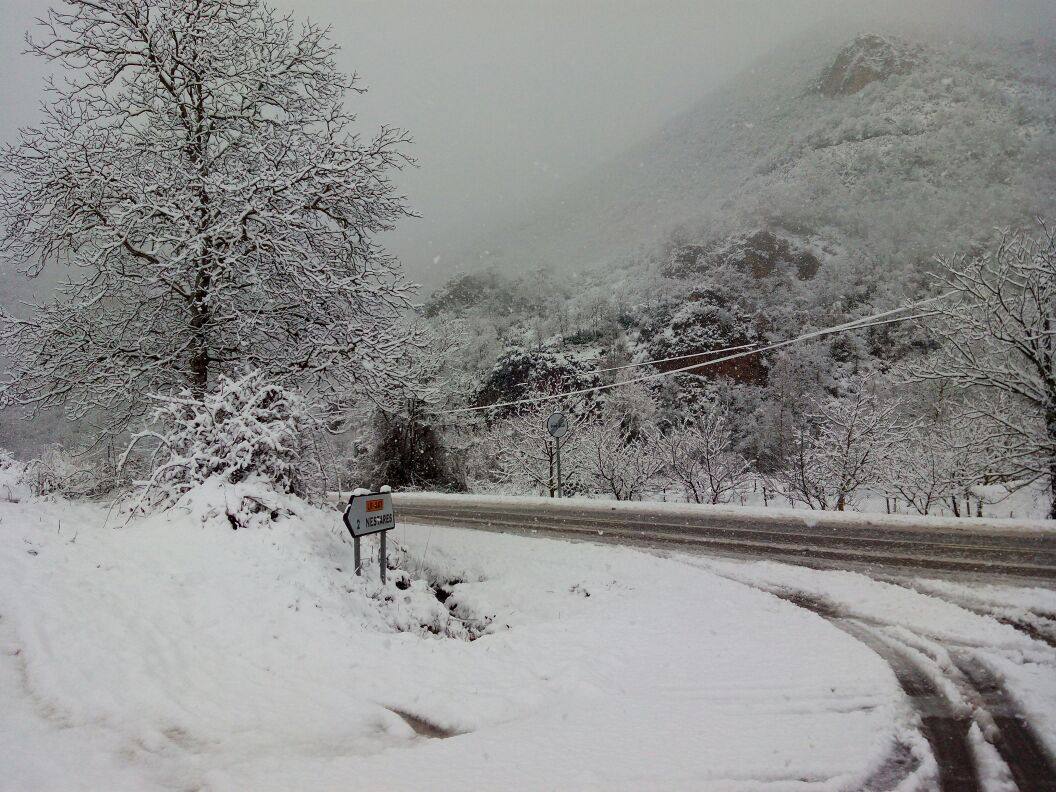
[546,411,569,498]
[380,531,387,585]
[343,490,396,583]
[555,435,563,498]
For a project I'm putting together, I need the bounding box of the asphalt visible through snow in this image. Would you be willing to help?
[385,494,1056,582]
[772,591,1056,792]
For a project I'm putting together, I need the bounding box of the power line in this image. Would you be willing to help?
[590,342,759,376]
[508,341,759,392]
[441,294,951,415]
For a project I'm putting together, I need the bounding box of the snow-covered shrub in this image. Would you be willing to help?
[25,446,85,497]
[21,444,125,499]
[122,373,322,525]
[0,449,31,503]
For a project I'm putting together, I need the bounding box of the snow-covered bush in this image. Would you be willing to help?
[26,446,85,497]
[122,373,322,525]
[20,444,124,499]
[0,450,31,503]
[363,400,466,492]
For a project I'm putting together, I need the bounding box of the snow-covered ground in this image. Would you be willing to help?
[673,555,1056,778]
[499,478,1053,523]
[717,479,1053,522]
[1,491,939,791]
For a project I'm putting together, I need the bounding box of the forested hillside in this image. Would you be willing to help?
[418,32,1056,515]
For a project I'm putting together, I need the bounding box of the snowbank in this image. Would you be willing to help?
[1,494,924,790]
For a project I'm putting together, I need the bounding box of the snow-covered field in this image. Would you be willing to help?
[720,479,1053,523]
[501,478,1052,523]
[1,491,937,791]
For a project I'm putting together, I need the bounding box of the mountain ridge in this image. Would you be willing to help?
[443,29,1056,281]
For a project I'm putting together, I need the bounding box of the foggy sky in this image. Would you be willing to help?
[1,0,1051,289]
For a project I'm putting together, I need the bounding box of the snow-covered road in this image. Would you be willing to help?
[677,558,1056,790]
[2,492,1054,790]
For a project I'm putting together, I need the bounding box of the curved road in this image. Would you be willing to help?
[387,493,1056,582]
[377,492,1056,788]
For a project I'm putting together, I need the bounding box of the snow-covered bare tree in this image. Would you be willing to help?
[777,385,904,511]
[579,386,663,501]
[749,346,829,472]
[657,410,750,504]
[882,417,999,517]
[881,423,956,515]
[878,383,994,516]
[0,0,418,442]
[912,227,1056,517]
[580,416,662,500]
[487,400,584,496]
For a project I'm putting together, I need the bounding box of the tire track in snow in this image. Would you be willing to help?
[774,592,980,792]
[688,562,1056,791]
[989,617,1056,650]
[947,655,1056,792]
[874,577,1056,651]
[774,590,1056,792]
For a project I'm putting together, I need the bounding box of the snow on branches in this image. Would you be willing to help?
[0,0,421,441]
[657,411,750,505]
[911,226,1056,516]
[485,398,586,496]
[578,385,664,501]
[776,385,905,511]
[121,372,321,525]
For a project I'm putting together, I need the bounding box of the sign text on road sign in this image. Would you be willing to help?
[343,491,396,538]
[546,411,569,438]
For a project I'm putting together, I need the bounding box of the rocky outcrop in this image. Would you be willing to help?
[662,229,821,281]
[817,34,917,97]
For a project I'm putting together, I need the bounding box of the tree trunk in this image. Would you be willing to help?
[1048,410,1056,520]
[1050,456,1056,520]
[188,270,212,397]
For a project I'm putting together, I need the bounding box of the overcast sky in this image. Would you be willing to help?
[1,1,1051,288]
